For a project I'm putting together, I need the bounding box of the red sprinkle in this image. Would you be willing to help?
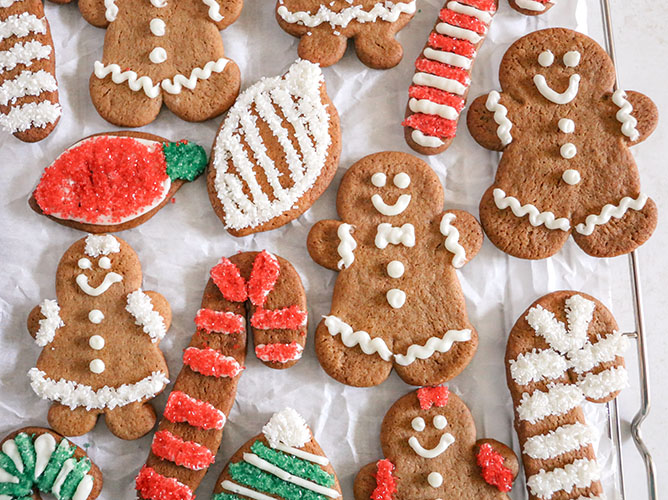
[415,58,470,86]
[457,0,497,12]
[402,114,458,139]
[211,258,248,303]
[251,306,307,330]
[247,251,280,306]
[151,430,215,471]
[34,136,169,225]
[164,391,226,430]
[439,8,489,35]
[428,33,476,58]
[183,347,244,378]
[417,386,450,410]
[135,466,193,500]
[477,443,514,492]
[255,342,304,363]
[409,85,465,110]
[195,308,245,335]
[371,459,397,500]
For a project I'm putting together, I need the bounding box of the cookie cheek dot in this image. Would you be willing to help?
[563,51,581,68]
[411,417,426,432]
[78,258,92,270]
[433,415,447,430]
[538,50,554,67]
[98,257,112,269]
[371,172,387,187]
[393,172,411,189]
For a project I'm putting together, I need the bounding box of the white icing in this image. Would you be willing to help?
[560,142,577,159]
[0,69,57,106]
[263,408,311,448]
[272,443,329,466]
[578,366,628,400]
[533,74,581,105]
[201,0,224,21]
[433,415,447,430]
[28,368,169,410]
[0,468,18,483]
[538,50,554,67]
[568,331,628,374]
[394,329,472,366]
[485,91,513,146]
[375,223,415,249]
[408,433,455,459]
[427,471,443,488]
[35,299,64,347]
[510,348,569,386]
[276,1,416,29]
[493,188,570,231]
[336,223,357,270]
[98,256,112,269]
[411,417,425,432]
[213,60,331,231]
[515,0,549,11]
[558,118,575,133]
[34,433,56,479]
[411,130,444,148]
[563,51,581,68]
[447,1,493,22]
[78,258,92,270]
[324,315,393,361]
[439,213,467,268]
[423,47,471,70]
[52,458,76,497]
[161,57,229,94]
[371,193,411,216]
[222,480,276,500]
[150,0,167,6]
[386,289,406,309]
[0,40,51,73]
[371,172,387,187]
[125,289,167,343]
[149,46,167,64]
[562,169,581,185]
[73,474,95,500]
[0,100,61,133]
[104,0,118,22]
[2,440,22,473]
[387,261,405,278]
[89,335,105,350]
[409,98,459,121]
[517,383,584,424]
[0,13,46,43]
[76,272,123,296]
[149,18,166,36]
[612,89,640,141]
[524,422,595,460]
[89,358,105,374]
[527,458,600,499]
[88,309,104,324]
[527,294,594,354]
[435,21,481,44]
[575,193,648,236]
[0,0,23,7]
[85,234,120,256]
[393,173,410,189]
[413,72,467,96]
[93,61,161,99]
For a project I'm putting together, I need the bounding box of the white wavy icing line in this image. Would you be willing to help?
[126,290,167,343]
[0,69,57,106]
[0,100,60,133]
[493,188,570,231]
[277,1,416,29]
[612,89,640,141]
[34,299,64,347]
[411,130,444,148]
[0,13,46,43]
[161,57,229,94]
[104,0,118,22]
[0,40,52,73]
[515,0,552,11]
[485,91,513,146]
[93,61,161,98]
[527,458,599,499]
[439,213,466,268]
[394,329,471,366]
[336,223,357,270]
[201,0,223,21]
[575,193,648,236]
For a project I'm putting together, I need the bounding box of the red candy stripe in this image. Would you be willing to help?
[247,251,280,306]
[151,430,215,471]
[371,459,397,500]
[135,466,193,500]
[439,8,488,35]
[164,391,226,430]
[415,58,471,86]
[409,85,465,110]
[416,386,450,410]
[251,306,307,330]
[402,114,458,139]
[210,258,248,303]
[255,342,304,363]
[457,0,497,12]
[428,33,476,58]
[183,347,244,378]
[195,308,245,335]
[477,443,514,492]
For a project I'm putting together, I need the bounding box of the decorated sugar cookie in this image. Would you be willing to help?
[403,0,498,154]
[354,387,518,500]
[308,151,483,387]
[55,0,243,127]
[212,408,342,500]
[136,251,308,500]
[27,234,171,440]
[30,132,207,233]
[508,0,555,15]
[208,59,341,236]
[275,0,416,68]
[467,28,658,259]
[505,291,628,500]
[0,0,61,142]
[0,427,103,500]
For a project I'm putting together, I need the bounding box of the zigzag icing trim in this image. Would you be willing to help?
[104,0,118,22]
[161,57,229,94]
[612,89,640,141]
[439,213,466,268]
[94,61,161,98]
[277,1,416,29]
[485,91,513,146]
[336,223,356,270]
[575,193,648,236]
[202,0,224,21]
[394,329,471,366]
[493,188,570,231]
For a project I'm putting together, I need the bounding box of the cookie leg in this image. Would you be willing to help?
[104,401,156,440]
[162,60,241,122]
[353,25,403,69]
[297,28,348,68]
[572,197,657,258]
[89,73,163,128]
[353,463,379,500]
[479,186,570,260]
[48,403,98,437]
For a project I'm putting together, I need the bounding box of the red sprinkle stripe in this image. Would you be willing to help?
[477,443,514,492]
[409,85,465,110]
[183,347,244,378]
[164,391,226,430]
[251,306,307,330]
[247,250,281,307]
[210,258,247,303]
[416,386,450,410]
[371,459,397,500]
[402,114,458,139]
[151,430,215,471]
[456,0,497,12]
[415,58,471,86]
[135,466,193,500]
[439,8,488,35]
[255,342,304,363]
[428,33,476,58]
[195,308,245,335]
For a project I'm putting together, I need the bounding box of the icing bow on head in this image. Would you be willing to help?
[416,386,450,410]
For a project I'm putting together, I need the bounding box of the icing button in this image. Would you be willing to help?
[428,472,443,488]
[562,169,581,185]
[149,18,166,36]
[149,47,168,64]
[560,143,577,159]
[387,261,405,279]
[386,289,406,309]
[558,118,575,134]
[89,359,105,374]
[88,309,104,324]
[89,335,105,350]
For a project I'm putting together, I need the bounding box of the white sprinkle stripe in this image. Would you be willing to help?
[93,61,160,98]
[221,480,276,500]
[394,329,472,366]
[568,331,628,374]
[0,69,57,106]
[276,1,417,29]
[526,295,594,355]
[510,348,569,386]
[527,458,600,499]
[578,366,628,400]
[0,40,52,73]
[409,97,459,121]
[575,193,648,236]
[423,46,471,69]
[517,383,584,424]
[161,57,229,94]
[523,422,595,460]
[272,442,330,466]
[34,299,64,347]
[612,89,640,141]
[125,290,167,343]
[0,13,46,43]
[439,213,467,268]
[0,100,60,133]
[413,72,468,96]
[493,188,571,231]
[435,21,482,43]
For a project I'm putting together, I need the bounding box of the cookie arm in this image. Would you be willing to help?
[143,290,173,333]
[438,210,483,268]
[475,439,519,489]
[611,90,658,145]
[353,462,381,500]
[466,92,513,152]
[27,305,42,339]
[77,0,111,28]
[307,220,353,271]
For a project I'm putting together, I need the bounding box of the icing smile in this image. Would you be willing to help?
[408,433,455,459]
[76,272,123,296]
[371,194,412,216]
[533,74,581,105]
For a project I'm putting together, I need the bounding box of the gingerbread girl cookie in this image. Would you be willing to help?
[505,291,628,500]
[27,234,171,440]
[308,151,482,387]
[275,1,416,68]
[56,0,243,127]
[354,387,518,500]
[467,28,658,259]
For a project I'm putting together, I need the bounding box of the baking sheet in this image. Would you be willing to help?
[0,0,627,498]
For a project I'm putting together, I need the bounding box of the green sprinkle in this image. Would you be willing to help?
[37,439,74,493]
[14,433,35,481]
[0,453,21,479]
[163,140,208,182]
[229,462,326,500]
[58,458,91,500]
[0,476,32,497]
[251,441,334,488]
[212,493,245,500]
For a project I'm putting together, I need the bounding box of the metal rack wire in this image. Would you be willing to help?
[599,1,657,499]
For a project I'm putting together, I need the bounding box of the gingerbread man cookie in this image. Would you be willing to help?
[308,151,482,387]
[275,1,416,68]
[505,291,628,500]
[467,28,658,259]
[354,387,518,500]
[27,234,171,440]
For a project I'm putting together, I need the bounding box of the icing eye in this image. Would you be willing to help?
[563,51,581,68]
[78,258,92,270]
[538,50,554,67]
[393,173,411,189]
[433,415,447,430]
[411,417,426,432]
[98,257,112,269]
[371,173,386,187]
